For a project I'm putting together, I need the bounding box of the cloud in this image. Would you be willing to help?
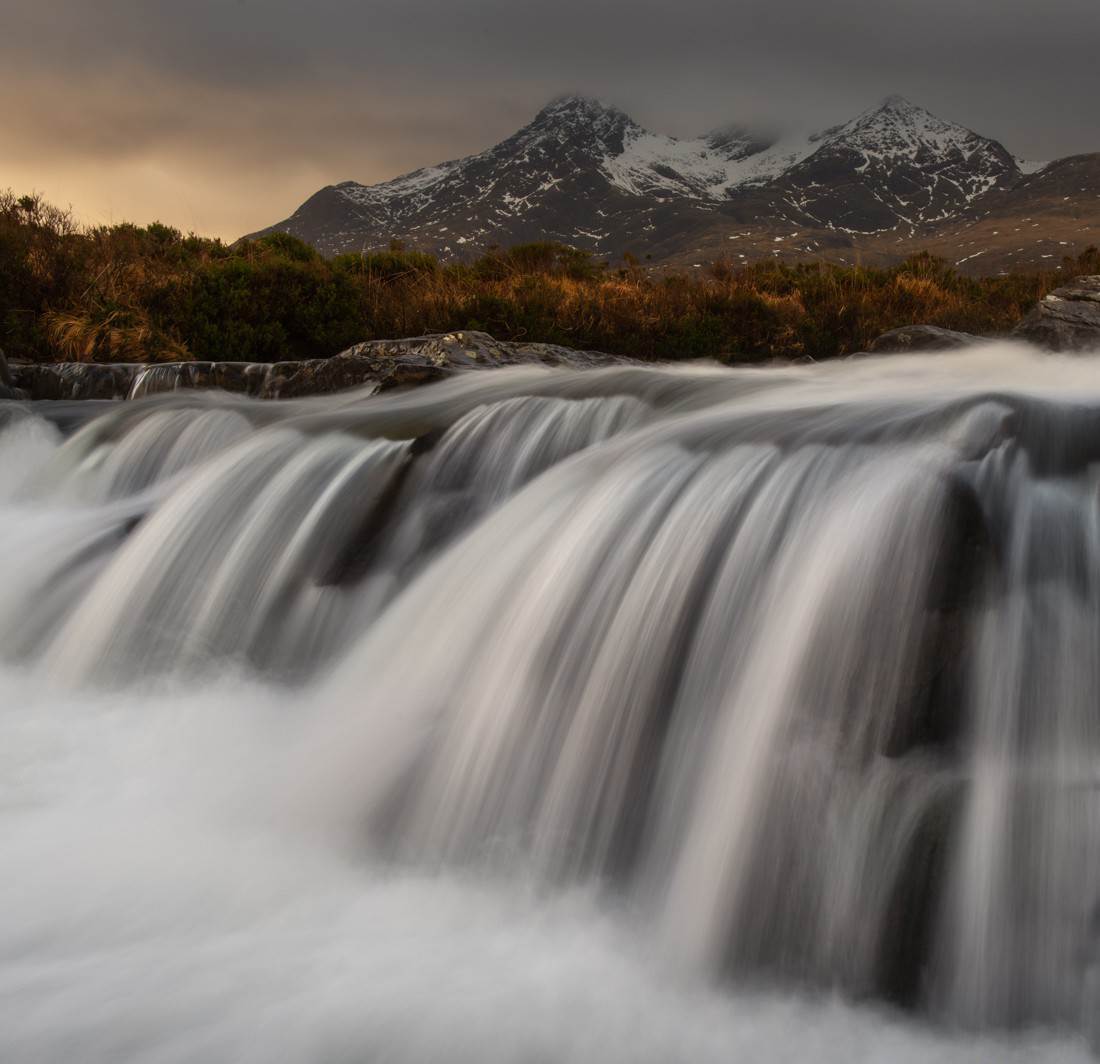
[3,0,1098,238]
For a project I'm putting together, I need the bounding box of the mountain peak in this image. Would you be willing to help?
[852,95,949,132]
[534,95,630,125]
[837,94,985,148]
[777,93,1021,230]
[878,93,916,113]
[516,95,640,157]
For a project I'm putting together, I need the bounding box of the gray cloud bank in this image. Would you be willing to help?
[3,0,1097,237]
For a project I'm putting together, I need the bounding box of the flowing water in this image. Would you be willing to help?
[1,343,1098,1062]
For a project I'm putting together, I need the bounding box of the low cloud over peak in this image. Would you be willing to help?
[3,0,1097,239]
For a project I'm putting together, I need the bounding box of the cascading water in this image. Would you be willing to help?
[1,344,1098,1062]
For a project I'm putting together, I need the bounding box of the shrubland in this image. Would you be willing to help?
[3,191,1096,365]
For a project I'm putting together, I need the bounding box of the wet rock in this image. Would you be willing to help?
[8,362,142,401]
[273,332,638,397]
[867,325,984,354]
[8,332,638,401]
[0,348,28,401]
[1011,276,1100,352]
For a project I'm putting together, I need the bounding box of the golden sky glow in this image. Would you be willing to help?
[4,0,1096,241]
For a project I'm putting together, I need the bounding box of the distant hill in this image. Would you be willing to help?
[253,95,1099,274]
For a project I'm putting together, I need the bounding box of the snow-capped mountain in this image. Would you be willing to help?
[764,95,1022,234]
[264,96,731,259]
[254,94,1098,272]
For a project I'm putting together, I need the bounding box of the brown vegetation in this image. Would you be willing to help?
[3,191,1097,366]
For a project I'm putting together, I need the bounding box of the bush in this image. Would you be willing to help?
[473,242,601,282]
[333,249,440,283]
[253,231,321,263]
[155,257,366,362]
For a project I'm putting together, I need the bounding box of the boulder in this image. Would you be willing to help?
[8,332,638,402]
[1011,276,1100,352]
[867,325,984,355]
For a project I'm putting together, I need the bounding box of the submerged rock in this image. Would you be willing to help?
[1011,276,1100,352]
[867,325,984,354]
[8,332,637,401]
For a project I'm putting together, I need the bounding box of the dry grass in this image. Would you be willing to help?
[44,309,189,363]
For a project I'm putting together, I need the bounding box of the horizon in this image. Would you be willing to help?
[4,0,1098,241]
[6,89,1089,245]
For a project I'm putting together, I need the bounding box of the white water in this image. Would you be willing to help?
[1,345,1099,1062]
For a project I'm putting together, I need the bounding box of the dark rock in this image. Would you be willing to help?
[867,325,984,354]
[0,348,28,401]
[9,362,143,401]
[1012,276,1100,352]
[7,332,638,402]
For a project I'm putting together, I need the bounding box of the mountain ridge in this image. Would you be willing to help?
[254,94,1099,274]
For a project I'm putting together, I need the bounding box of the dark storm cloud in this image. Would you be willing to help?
[3,0,1097,237]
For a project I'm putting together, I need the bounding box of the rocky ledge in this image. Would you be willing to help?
[1011,276,1100,352]
[6,332,637,402]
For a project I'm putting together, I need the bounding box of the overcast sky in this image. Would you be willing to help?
[4,0,1098,239]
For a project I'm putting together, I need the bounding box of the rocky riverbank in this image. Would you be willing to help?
[4,278,1099,403]
[5,332,638,402]
[1011,275,1100,351]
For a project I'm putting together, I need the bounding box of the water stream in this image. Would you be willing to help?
[1,343,1097,1061]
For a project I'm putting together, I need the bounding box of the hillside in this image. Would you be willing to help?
[255,95,1099,274]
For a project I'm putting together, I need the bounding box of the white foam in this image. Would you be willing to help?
[0,666,1088,1064]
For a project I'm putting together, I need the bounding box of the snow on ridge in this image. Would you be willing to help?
[768,95,1023,218]
[333,93,1022,220]
[602,95,1014,203]
[828,95,996,160]
[338,161,462,209]
[602,123,831,201]
[1017,158,1049,175]
[601,128,740,198]
[714,129,825,189]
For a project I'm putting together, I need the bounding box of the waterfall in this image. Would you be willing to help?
[1,344,1098,1061]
